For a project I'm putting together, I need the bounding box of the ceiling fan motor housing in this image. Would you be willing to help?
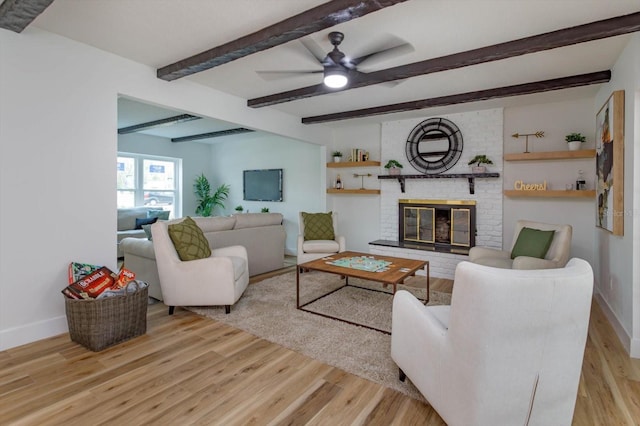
[328,31,344,46]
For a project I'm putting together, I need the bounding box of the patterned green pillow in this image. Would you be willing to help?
[302,212,335,241]
[168,216,211,261]
[511,227,555,259]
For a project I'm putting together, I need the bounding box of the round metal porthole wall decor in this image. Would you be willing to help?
[405,118,463,174]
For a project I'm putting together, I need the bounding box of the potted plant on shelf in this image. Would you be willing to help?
[468,155,493,173]
[565,132,586,151]
[332,151,343,163]
[384,159,403,175]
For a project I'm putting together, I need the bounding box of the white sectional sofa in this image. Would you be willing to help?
[117,207,162,257]
[120,213,286,300]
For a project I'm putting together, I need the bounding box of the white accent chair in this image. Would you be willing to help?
[297,212,346,269]
[469,220,572,269]
[391,259,593,426]
[150,220,249,315]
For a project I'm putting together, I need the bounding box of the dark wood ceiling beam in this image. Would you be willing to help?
[117,114,201,134]
[0,0,55,33]
[157,0,408,81]
[301,71,611,124]
[171,128,254,143]
[248,12,640,108]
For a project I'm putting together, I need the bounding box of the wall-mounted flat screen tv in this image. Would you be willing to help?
[243,169,283,202]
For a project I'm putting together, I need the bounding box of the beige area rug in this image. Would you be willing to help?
[189,270,451,400]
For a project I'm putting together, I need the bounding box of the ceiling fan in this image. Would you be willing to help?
[257,31,413,89]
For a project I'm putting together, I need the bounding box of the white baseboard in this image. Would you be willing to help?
[0,316,68,351]
[630,337,640,359]
[594,293,635,358]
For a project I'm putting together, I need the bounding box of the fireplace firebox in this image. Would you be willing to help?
[399,199,476,253]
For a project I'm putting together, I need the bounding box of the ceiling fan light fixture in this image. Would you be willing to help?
[323,68,348,88]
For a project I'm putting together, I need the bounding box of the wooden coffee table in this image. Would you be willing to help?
[296,251,429,334]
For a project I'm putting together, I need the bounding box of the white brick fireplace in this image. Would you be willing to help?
[370,109,504,279]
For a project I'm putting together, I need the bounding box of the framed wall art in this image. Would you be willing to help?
[596,90,624,236]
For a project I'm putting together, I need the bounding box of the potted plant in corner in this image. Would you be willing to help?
[468,155,493,174]
[384,159,403,175]
[332,151,343,163]
[194,173,230,217]
[565,132,586,151]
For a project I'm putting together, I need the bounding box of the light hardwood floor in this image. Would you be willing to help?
[1,266,639,425]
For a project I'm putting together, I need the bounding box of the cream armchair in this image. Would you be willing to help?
[391,259,593,426]
[297,211,346,268]
[150,220,249,315]
[469,220,572,269]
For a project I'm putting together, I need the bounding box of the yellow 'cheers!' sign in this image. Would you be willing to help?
[514,180,547,190]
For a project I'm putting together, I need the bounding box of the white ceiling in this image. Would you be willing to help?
[116,97,250,141]
[30,0,640,137]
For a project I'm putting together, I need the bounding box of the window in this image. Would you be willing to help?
[117,153,182,218]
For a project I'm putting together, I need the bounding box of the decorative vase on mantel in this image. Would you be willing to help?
[567,141,582,151]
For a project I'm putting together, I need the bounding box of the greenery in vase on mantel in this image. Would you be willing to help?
[384,159,403,175]
[467,155,493,173]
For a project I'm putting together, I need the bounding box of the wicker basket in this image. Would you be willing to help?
[64,281,148,351]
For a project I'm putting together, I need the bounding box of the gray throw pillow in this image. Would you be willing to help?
[148,210,170,220]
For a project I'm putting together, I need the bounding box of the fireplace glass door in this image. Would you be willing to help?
[399,200,476,252]
[403,207,435,243]
[451,208,471,246]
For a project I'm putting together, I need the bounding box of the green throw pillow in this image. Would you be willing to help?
[302,212,335,241]
[168,216,211,261]
[148,210,170,220]
[141,224,153,240]
[511,227,555,259]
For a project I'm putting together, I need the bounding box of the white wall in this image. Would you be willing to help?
[209,133,325,255]
[118,133,214,217]
[503,98,596,266]
[329,124,382,251]
[0,27,330,350]
[593,33,640,357]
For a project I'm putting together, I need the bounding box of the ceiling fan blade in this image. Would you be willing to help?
[300,37,328,64]
[256,70,323,81]
[351,41,414,68]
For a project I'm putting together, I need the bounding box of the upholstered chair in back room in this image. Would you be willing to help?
[297,211,346,270]
[469,220,572,269]
[391,259,594,426]
[151,218,249,315]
